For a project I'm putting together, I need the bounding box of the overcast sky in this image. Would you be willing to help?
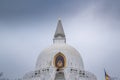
[0,0,120,80]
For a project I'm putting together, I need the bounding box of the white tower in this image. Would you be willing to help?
[23,20,97,80]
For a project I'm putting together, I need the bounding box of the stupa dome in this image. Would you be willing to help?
[36,43,84,70]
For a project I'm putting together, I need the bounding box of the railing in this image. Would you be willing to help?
[23,67,97,80]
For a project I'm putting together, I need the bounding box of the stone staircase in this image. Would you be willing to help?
[55,72,65,80]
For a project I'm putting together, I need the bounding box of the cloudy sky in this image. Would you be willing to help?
[0,0,120,80]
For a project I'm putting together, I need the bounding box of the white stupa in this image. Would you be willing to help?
[23,20,97,80]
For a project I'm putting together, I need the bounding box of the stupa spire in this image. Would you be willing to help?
[53,19,66,43]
